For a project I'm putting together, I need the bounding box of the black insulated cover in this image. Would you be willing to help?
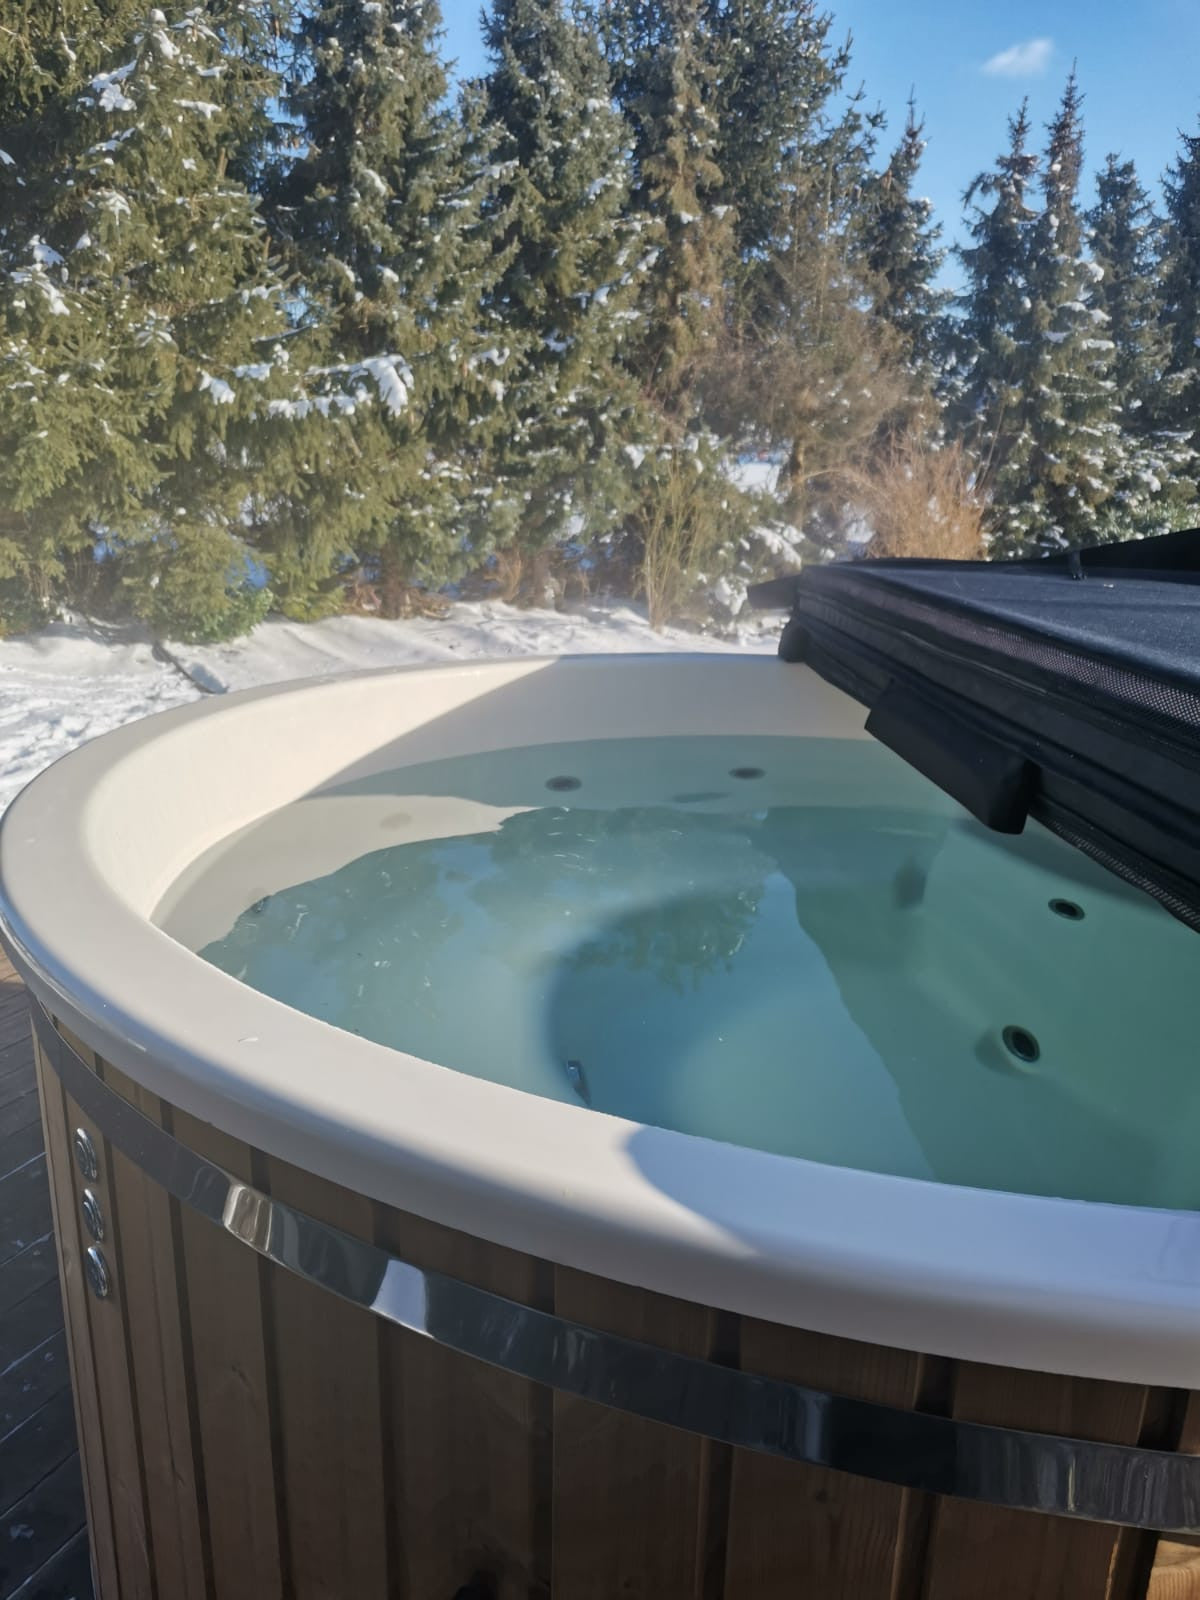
[749,529,1200,929]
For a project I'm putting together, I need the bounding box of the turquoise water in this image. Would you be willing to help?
[195,736,1200,1209]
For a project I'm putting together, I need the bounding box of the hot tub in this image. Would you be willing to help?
[4,654,1200,1600]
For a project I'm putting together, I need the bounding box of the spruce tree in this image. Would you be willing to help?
[0,0,148,618]
[701,0,850,267]
[1013,72,1123,552]
[1088,154,1194,530]
[598,0,734,412]
[478,0,644,570]
[1159,123,1200,467]
[954,102,1040,554]
[861,101,949,397]
[270,0,504,616]
[1,7,312,637]
[721,79,904,531]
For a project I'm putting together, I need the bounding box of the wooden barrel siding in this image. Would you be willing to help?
[32,1012,1200,1600]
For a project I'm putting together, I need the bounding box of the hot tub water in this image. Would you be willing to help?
[188,736,1197,1210]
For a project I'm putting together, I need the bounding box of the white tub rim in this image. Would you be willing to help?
[4,652,1200,1388]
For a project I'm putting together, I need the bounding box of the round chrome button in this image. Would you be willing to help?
[81,1188,104,1243]
[73,1128,98,1182]
[84,1246,110,1300]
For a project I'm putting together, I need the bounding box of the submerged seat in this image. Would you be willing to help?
[751,528,1200,929]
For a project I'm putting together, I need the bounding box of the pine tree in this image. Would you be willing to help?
[1159,123,1200,467]
[478,0,644,572]
[598,0,735,412]
[954,102,1040,554]
[1088,154,1194,531]
[270,0,504,616]
[0,7,316,637]
[861,100,949,397]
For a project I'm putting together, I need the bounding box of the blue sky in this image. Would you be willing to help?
[439,0,1200,289]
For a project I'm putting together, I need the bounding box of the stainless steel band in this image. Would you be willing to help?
[33,1002,1200,1536]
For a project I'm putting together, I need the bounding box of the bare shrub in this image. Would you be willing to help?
[849,435,985,561]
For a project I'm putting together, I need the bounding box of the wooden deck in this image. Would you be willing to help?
[0,948,92,1600]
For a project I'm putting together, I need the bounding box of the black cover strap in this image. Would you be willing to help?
[866,685,1034,834]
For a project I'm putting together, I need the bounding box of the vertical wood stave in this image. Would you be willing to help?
[920,1363,1151,1600]
[1148,1396,1200,1599]
[723,1322,930,1600]
[55,1026,154,1600]
[171,1106,286,1600]
[33,1032,120,1600]
[551,1269,720,1600]
[261,1154,389,1600]
[376,1207,553,1600]
[97,1059,209,1600]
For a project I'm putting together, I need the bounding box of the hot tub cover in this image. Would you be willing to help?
[751,529,1200,929]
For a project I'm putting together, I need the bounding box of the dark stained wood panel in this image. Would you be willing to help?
[4,963,93,1600]
[0,1331,71,1442]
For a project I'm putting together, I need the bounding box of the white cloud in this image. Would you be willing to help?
[982,37,1054,78]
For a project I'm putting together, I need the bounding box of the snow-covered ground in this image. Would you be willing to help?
[0,599,777,813]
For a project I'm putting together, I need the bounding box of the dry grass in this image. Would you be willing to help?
[849,435,985,562]
[637,451,726,630]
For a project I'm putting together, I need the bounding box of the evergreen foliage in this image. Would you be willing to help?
[598,0,734,411]
[861,101,949,394]
[269,0,504,615]
[953,100,1040,553]
[1017,73,1123,552]
[1089,154,1195,531]
[1160,124,1200,463]
[478,0,643,566]
[702,0,849,267]
[1,7,308,638]
[1,5,1199,637]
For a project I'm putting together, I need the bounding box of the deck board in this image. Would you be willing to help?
[0,951,91,1600]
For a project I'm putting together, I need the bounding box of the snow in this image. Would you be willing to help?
[359,354,412,415]
[31,237,64,269]
[89,62,137,113]
[0,603,775,814]
[0,149,14,168]
[14,261,70,317]
[0,622,197,812]
[726,455,783,496]
[199,371,236,405]
[176,100,222,120]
